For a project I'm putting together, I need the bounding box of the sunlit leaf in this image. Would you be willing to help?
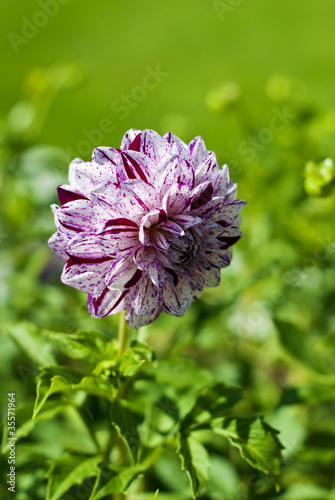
[46,454,102,500]
[212,416,283,475]
[92,465,146,500]
[33,367,80,418]
[177,434,210,499]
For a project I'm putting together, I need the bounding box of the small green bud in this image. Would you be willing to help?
[304,158,335,196]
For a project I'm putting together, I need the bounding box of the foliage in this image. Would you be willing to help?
[1,40,335,500]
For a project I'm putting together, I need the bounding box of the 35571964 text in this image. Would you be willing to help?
[7,393,16,493]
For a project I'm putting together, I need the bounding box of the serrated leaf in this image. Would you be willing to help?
[33,367,81,418]
[92,465,145,500]
[212,416,284,475]
[110,399,143,463]
[181,382,242,430]
[46,454,102,500]
[177,434,210,499]
[4,322,57,367]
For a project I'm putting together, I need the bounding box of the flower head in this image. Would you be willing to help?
[49,129,246,328]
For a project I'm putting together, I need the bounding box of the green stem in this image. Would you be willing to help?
[141,435,178,469]
[114,312,131,500]
[117,310,128,361]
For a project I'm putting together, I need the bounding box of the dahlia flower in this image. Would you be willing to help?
[49,129,246,328]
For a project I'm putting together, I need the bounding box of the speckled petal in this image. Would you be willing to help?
[88,288,130,318]
[163,275,193,316]
[131,274,161,316]
[120,129,141,150]
[106,256,143,290]
[126,302,163,329]
[62,257,113,295]
[188,136,208,167]
[67,232,107,259]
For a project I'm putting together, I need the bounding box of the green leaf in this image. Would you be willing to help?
[151,491,159,500]
[92,465,145,500]
[274,320,325,373]
[181,382,242,430]
[34,367,81,418]
[119,340,155,379]
[4,321,57,367]
[177,434,210,499]
[4,401,68,445]
[110,399,143,463]
[46,454,102,500]
[74,376,117,401]
[46,329,109,361]
[212,416,284,475]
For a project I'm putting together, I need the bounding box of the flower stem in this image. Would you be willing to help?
[117,310,128,361]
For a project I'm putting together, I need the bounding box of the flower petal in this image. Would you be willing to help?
[157,155,194,196]
[163,275,193,316]
[162,183,191,215]
[136,129,170,163]
[96,225,140,258]
[195,152,219,185]
[126,302,163,329]
[134,246,157,270]
[205,251,231,268]
[131,274,161,316]
[92,180,160,225]
[213,164,229,197]
[149,262,168,288]
[48,231,68,260]
[118,151,156,184]
[189,136,208,167]
[105,256,142,290]
[62,256,113,295]
[57,185,87,206]
[88,288,130,318]
[69,158,118,196]
[56,199,92,233]
[170,214,202,230]
[120,129,142,150]
[214,200,247,226]
[159,220,184,238]
[190,182,214,210]
[67,232,107,259]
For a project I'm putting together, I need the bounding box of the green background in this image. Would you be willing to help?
[1,1,335,499]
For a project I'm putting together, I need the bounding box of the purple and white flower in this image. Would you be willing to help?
[49,129,246,328]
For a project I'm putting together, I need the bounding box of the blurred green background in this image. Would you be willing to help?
[1,0,335,499]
